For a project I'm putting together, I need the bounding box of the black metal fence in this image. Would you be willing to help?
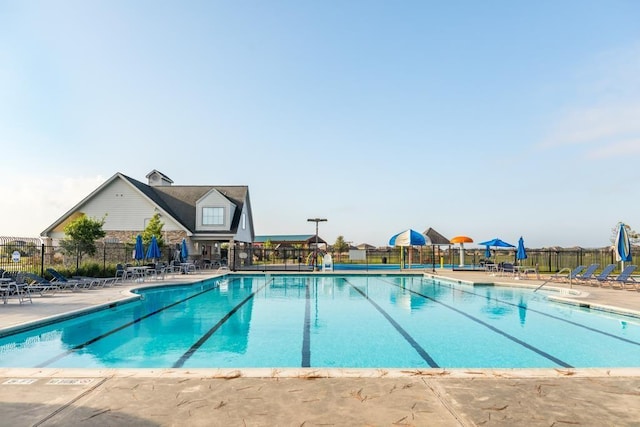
[0,242,176,279]
[0,241,633,277]
[231,245,634,274]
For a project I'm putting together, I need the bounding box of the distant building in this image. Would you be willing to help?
[356,243,376,250]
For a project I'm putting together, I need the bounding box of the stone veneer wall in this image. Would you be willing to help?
[103,230,187,245]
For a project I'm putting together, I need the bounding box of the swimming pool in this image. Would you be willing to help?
[1,274,639,369]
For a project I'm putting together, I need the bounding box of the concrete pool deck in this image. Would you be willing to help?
[1,270,640,426]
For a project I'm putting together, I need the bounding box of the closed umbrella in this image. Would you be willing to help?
[484,246,491,259]
[615,223,632,269]
[516,237,527,265]
[450,236,473,267]
[146,235,161,261]
[134,234,145,264]
[181,238,189,262]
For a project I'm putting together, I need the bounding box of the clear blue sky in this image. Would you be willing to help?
[1,1,639,248]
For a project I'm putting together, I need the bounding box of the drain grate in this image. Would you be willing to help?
[46,378,95,386]
[3,379,38,385]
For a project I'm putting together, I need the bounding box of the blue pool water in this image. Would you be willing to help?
[1,274,639,369]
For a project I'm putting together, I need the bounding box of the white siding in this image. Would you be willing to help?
[79,178,182,232]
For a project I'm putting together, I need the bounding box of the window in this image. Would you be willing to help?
[242,213,246,230]
[203,207,224,225]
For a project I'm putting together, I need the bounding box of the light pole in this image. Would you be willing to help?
[307,218,327,271]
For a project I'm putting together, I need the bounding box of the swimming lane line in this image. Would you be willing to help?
[36,279,225,368]
[384,278,573,368]
[435,281,640,348]
[345,279,440,368]
[173,279,271,368]
[302,278,311,367]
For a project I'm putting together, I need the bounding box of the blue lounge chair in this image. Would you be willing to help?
[575,264,599,282]
[589,264,617,286]
[605,265,638,290]
[549,265,586,282]
[46,268,92,290]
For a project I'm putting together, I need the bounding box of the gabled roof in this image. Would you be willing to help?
[123,174,248,235]
[145,169,173,184]
[423,227,451,246]
[41,172,251,239]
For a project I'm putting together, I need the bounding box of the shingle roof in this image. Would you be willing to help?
[122,175,248,235]
[423,228,451,246]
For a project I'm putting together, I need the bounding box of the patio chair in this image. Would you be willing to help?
[574,264,600,283]
[500,262,516,277]
[606,265,638,290]
[116,263,136,282]
[588,264,617,286]
[548,265,586,283]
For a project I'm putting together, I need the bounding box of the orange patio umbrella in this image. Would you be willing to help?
[450,236,473,267]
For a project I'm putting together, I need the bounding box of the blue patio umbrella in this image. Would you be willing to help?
[146,235,161,261]
[134,234,145,263]
[180,238,189,262]
[516,237,527,264]
[615,223,632,269]
[479,238,515,263]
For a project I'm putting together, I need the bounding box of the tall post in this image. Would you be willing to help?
[307,218,327,271]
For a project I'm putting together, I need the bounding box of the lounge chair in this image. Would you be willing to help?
[73,275,116,288]
[5,274,33,304]
[46,268,92,290]
[549,265,586,282]
[605,265,638,290]
[18,272,59,296]
[588,264,617,286]
[574,264,599,283]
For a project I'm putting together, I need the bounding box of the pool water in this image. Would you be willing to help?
[1,274,639,369]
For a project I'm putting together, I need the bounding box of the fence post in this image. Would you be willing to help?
[41,243,45,277]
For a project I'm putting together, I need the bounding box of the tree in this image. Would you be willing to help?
[263,239,274,262]
[610,222,640,245]
[60,214,107,259]
[142,213,165,247]
[333,235,349,262]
